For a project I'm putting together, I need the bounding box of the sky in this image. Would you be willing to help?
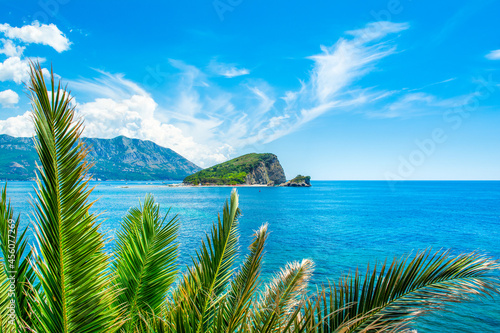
[0,0,499,180]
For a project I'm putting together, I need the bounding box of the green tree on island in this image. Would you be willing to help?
[0,64,499,332]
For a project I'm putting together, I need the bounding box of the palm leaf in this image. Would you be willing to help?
[27,63,116,333]
[112,194,179,332]
[0,185,35,331]
[252,258,315,332]
[216,223,269,332]
[0,262,11,332]
[168,189,240,332]
[328,249,500,332]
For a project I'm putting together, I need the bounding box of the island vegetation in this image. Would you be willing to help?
[0,63,499,332]
[290,175,311,183]
[183,153,283,185]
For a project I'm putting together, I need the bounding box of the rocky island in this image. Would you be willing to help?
[183,153,286,185]
[280,175,311,187]
[183,153,310,187]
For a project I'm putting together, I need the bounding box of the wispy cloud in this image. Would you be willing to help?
[346,21,410,41]
[486,49,500,60]
[68,70,150,100]
[365,91,479,118]
[407,77,457,92]
[269,21,410,138]
[208,60,250,78]
[161,21,410,154]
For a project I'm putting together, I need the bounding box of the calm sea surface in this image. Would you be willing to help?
[3,181,500,332]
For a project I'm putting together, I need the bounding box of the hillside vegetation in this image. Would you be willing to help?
[183,153,281,185]
[290,175,311,184]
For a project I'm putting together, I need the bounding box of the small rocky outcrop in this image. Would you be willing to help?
[280,175,311,187]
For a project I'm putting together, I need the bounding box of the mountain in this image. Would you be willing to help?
[0,135,201,181]
[183,153,287,185]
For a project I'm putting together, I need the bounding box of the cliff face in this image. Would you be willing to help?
[183,153,287,186]
[0,134,201,181]
[245,155,286,185]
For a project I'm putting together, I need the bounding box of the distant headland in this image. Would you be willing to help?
[182,153,311,187]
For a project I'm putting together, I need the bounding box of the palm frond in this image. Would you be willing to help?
[252,258,315,332]
[328,249,500,332]
[167,189,240,332]
[217,223,269,332]
[28,63,117,333]
[0,185,35,331]
[112,194,179,332]
[0,262,12,332]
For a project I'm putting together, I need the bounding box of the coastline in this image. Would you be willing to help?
[118,183,271,188]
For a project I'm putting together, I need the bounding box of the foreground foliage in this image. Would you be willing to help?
[0,64,499,332]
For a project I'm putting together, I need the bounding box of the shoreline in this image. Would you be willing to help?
[118,183,271,188]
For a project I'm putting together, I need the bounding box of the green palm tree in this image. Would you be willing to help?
[0,63,498,332]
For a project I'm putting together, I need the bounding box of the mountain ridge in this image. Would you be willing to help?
[0,134,201,181]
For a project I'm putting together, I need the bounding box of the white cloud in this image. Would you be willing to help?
[0,56,30,84]
[0,72,228,166]
[0,89,19,107]
[209,60,250,78]
[0,23,59,85]
[77,95,228,167]
[0,22,65,85]
[0,55,49,84]
[486,49,500,60]
[0,22,71,53]
[0,111,32,136]
[68,72,230,166]
[0,38,25,57]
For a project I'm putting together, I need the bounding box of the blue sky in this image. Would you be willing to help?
[0,0,499,180]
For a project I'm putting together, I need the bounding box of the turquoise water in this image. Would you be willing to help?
[3,181,500,332]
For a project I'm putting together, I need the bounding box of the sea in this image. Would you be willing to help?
[3,180,500,332]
